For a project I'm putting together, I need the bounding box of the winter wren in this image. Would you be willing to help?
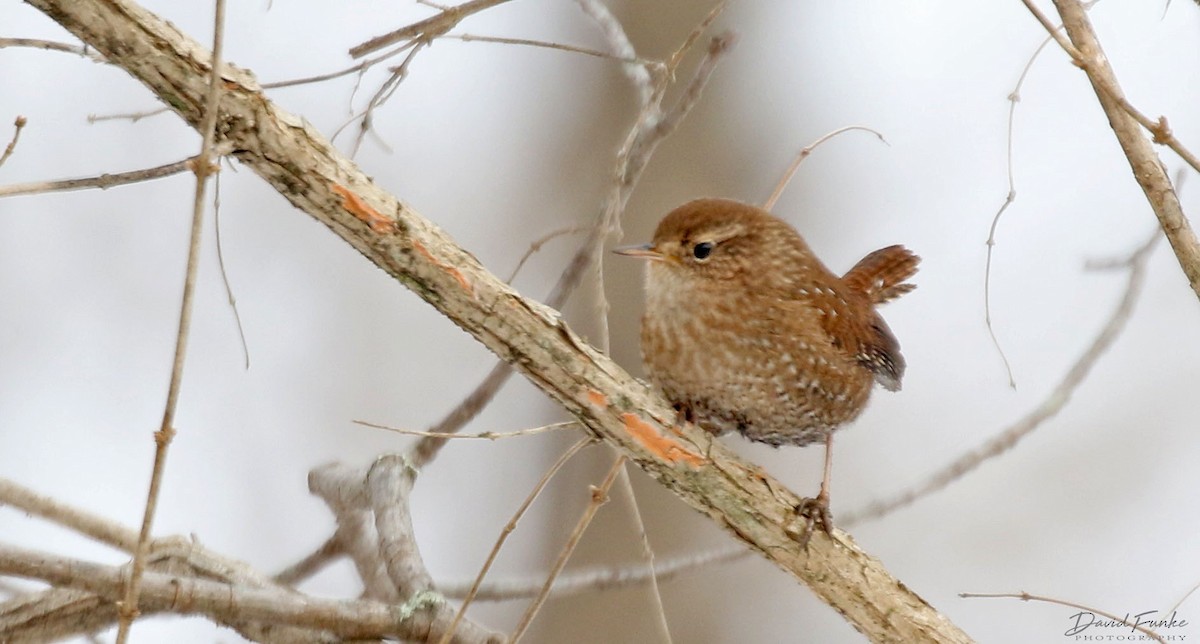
[615,197,918,530]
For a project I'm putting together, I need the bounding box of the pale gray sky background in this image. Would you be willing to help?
[2,1,1199,642]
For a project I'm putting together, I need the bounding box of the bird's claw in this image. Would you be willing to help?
[795,495,833,549]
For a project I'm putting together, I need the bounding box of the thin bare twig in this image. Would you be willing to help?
[510,454,626,642]
[449,33,651,64]
[348,0,512,59]
[984,33,1055,389]
[335,41,426,157]
[116,1,228,639]
[760,125,887,212]
[285,25,646,95]
[406,362,514,470]
[1021,0,1079,55]
[337,0,558,149]
[86,107,171,123]
[843,231,1158,526]
[665,1,727,75]
[356,419,578,440]
[0,477,139,552]
[1166,579,1200,616]
[440,437,595,644]
[0,116,27,170]
[439,543,749,601]
[0,148,229,198]
[264,41,416,90]
[212,171,251,369]
[612,464,673,643]
[273,535,343,587]
[504,225,589,284]
[0,37,105,62]
[960,591,1166,643]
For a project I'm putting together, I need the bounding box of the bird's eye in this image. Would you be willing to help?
[692,242,714,260]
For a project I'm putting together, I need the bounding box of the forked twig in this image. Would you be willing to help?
[116,1,228,639]
[348,0,512,59]
[264,42,413,90]
[504,226,589,284]
[509,455,626,642]
[1027,0,1200,174]
[333,40,428,156]
[439,437,595,643]
[1025,0,1200,299]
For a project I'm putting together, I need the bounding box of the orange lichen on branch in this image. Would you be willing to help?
[332,183,396,234]
[621,413,705,468]
[411,239,475,298]
[585,390,608,410]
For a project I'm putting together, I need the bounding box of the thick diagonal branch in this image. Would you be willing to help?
[23,1,971,641]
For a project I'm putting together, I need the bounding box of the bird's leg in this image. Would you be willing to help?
[796,430,835,547]
[667,402,697,437]
[673,402,695,425]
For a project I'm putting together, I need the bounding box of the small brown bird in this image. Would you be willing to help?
[615,197,918,533]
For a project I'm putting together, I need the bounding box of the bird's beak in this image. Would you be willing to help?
[613,243,666,261]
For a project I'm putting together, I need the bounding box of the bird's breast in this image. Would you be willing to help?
[639,267,873,446]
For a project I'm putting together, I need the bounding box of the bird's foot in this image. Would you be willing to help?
[668,402,695,436]
[794,494,833,549]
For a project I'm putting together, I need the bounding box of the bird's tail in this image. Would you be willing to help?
[843,245,920,304]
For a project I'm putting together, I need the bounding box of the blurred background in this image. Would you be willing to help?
[2,1,1199,642]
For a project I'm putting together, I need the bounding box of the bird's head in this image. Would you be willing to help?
[614,198,819,289]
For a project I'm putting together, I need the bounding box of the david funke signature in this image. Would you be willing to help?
[1066,609,1189,638]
